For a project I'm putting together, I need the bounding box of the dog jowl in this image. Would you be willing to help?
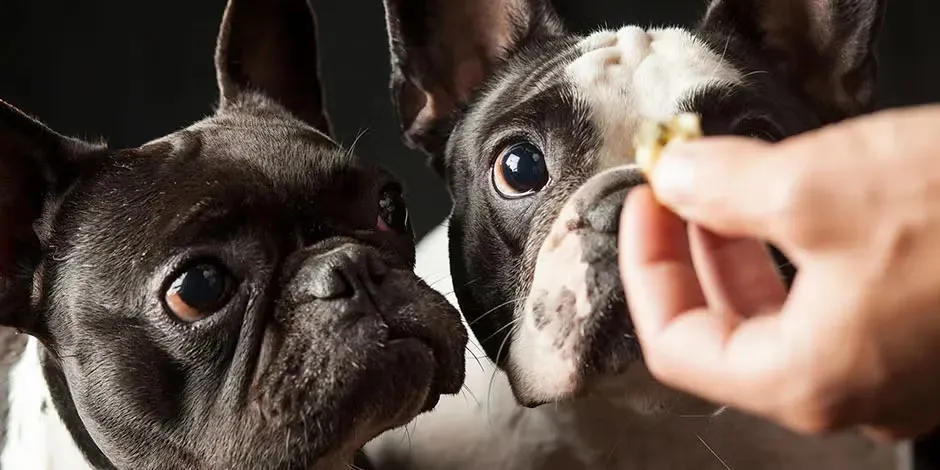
[382,0,885,407]
[0,0,466,468]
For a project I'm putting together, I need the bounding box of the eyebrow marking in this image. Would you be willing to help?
[162,198,222,238]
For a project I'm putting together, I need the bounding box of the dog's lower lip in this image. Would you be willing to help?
[388,337,429,349]
[386,334,457,397]
[387,337,436,365]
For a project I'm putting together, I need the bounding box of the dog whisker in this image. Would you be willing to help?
[459,277,482,288]
[479,316,523,345]
[486,326,517,425]
[425,273,453,289]
[463,337,486,354]
[707,34,733,80]
[344,128,369,161]
[739,69,770,81]
[603,422,632,467]
[696,433,732,470]
[461,383,481,407]
[437,288,459,299]
[465,344,487,373]
[469,295,527,327]
[400,421,414,451]
[408,419,420,452]
[432,276,483,297]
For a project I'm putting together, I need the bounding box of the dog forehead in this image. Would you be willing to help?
[83,113,377,240]
[134,111,368,199]
[189,112,344,170]
[566,27,741,171]
[454,26,741,173]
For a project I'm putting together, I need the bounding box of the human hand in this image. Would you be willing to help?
[619,104,940,440]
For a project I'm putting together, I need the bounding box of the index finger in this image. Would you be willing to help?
[619,186,793,412]
[618,185,707,335]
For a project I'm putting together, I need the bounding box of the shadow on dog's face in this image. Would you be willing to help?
[0,0,466,468]
[383,0,885,408]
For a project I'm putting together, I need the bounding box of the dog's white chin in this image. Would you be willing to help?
[507,340,721,418]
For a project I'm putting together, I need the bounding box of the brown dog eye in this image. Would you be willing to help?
[377,184,409,233]
[164,263,233,322]
[492,142,549,198]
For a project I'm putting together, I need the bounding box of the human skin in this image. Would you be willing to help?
[619,104,940,441]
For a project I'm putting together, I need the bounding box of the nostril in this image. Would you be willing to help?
[309,266,352,299]
[295,244,388,302]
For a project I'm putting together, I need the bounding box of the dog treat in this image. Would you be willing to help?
[633,113,702,176]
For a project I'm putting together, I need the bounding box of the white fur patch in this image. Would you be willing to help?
[566,27,741,171]
[2,337,92,470]
[510,194,591,401]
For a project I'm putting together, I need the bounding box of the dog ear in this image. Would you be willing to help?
[702,0,887,123]
[382,0,565,167]
[215,0,333,137]
[0,100,102,330]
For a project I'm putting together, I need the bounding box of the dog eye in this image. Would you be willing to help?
[376,184,409,233]
[492,142,549,199]
[164,263,234,322]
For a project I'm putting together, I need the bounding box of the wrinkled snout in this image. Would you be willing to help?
[509,165,648,405]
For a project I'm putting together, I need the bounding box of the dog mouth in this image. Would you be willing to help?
[385,317,463,411]
[249,257,466,452]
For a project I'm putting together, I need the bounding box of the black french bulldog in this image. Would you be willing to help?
[0,0,466,468]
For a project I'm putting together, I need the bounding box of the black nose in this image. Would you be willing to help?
[298,245,389,300]
[584,186,634,234]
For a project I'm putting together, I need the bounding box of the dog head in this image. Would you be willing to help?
[382,0,885,408]
[0,0,466,468]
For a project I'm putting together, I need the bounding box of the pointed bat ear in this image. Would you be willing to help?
[215,0,333,137]
[702,0,887,123]
[0,99,103,330]
[382,0,566,163]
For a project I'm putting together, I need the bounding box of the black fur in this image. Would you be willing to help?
[0,0,467,468]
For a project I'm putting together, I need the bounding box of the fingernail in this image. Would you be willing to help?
[651,150,695,204]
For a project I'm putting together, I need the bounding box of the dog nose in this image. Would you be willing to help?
[303,245,388,299]
[566,165,646,235]
[584,186,634,234]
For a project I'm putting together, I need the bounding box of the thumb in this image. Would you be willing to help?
[650,136,800,240]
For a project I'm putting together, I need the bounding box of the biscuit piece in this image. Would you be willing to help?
[634,113,702,176]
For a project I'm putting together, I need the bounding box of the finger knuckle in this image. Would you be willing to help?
[771,171,821,244]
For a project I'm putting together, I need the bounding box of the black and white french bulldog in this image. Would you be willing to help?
[0,0,467,468]
[366,0,906,469]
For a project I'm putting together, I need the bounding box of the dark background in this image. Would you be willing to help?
[1,0,938,240]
